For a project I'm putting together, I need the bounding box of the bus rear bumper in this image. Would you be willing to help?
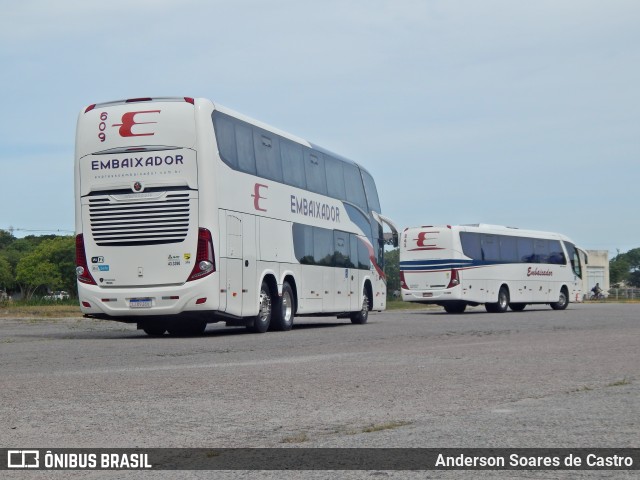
[401,289,452,303]
[78,281,219,318]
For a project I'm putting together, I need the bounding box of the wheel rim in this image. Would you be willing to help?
[558,292,567,307]
[281,290,293,324]
[499,291,508,309]
[361,294,369,317]
[258,288,271,323]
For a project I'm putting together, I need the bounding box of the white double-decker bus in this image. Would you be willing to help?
[400,224,587,313]
[75,97,398,335]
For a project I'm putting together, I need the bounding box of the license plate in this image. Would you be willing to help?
[130,298,152,308]
[422,292,433,298]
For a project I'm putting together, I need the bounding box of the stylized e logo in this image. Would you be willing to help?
[416,232,430,247]
[252,183,268,212]
[112,110,160,137]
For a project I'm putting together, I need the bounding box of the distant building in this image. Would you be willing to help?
[584,250,610,296]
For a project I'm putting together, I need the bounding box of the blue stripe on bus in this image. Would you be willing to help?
[399,259,503,271]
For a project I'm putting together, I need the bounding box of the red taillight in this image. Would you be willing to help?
[400,271,409,290]
[75,234,96,285]
[84,104,96,113]
[184,97,194,104]
[447,269,460,289]
[187,228,216,282]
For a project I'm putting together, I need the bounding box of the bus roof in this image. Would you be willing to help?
[404,224,574,242]
[80,96,372,177]
[212,102,370,175]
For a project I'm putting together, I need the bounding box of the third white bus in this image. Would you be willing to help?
[400,224,587,313]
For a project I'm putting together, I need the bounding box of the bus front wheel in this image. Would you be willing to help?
[350,289,370,324]
[550,289,569,310]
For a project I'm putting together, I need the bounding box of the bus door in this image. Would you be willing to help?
[333,231,351,312]
[349,235,362,312]
[224,213,243,316]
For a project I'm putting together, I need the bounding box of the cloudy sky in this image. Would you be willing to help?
[1,0,638,256]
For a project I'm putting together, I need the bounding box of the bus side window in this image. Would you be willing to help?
[235,122,256,174]
[343,164,367,211]
[313,227,333,266]
[517,237,535,263]
[213,113,238,168]
[534,239,550,264]
[481,234,500,261]
[325,156,346,201]
[460,232,482,260]
[281,140,306,189]
[548,240,566,265]
[361,170,381,213]
[293,224,314,265]
[254,130,283,182]
[357,237,371,270]
[305,151,327,195]
[564,242,582,278]
[334,231,351,268]
[499,235,518,262]
[349,235,361,270]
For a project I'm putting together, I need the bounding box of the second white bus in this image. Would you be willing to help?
[400,224,587,313]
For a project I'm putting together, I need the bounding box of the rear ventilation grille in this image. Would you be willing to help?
[88,191,192,246]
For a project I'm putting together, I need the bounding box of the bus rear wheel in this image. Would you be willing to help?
[142,322,167,336]
[509,303,526,312]
[443,302,466,314]
[271,281,295,331]
[167,320,207,336]
[350,289,369,324]
[249,281,272,333]
[486,286,509,313]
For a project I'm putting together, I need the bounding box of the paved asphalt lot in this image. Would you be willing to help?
[1,303,638,479]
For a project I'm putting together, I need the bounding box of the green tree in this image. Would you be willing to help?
[609,248,640,287]
[384,248,400,299]
[0,229,15,249]
[0,255,12,290]
[609,255,630,285]
[15,236,75,300]
[628,270,640,288]
[0,230,17,292]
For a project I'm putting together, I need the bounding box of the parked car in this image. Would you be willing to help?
[43,291,70,301]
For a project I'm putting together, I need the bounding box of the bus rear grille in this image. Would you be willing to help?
[88,192,191,246]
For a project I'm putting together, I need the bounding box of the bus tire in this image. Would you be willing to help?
[142,322,167,336]
[444,302,466,313]
[550,288,569,310]
[509,303,526,312]
[486,286,509,313]
[249,281,272,333]
[167,320,206,336]
[350,289,370,324]
[271,281,295,331]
